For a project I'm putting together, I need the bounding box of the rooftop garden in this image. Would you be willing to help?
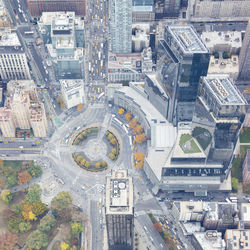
[179,134,201,154]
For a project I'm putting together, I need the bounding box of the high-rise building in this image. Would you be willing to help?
[38,12,84,79]
[27,0,86,17]
[0,29,31,81]
[105,170,134,250]
[238,20,250,81]
[0,80,48,138]
[145,24,210,125]
[164,0,181,17]
[110,0,132,54]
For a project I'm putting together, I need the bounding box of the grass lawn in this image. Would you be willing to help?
[179,134,192,146]
[179,134,201,154]
[232,158,243,180]
[240,128,250,143]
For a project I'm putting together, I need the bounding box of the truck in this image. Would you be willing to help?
[98,51,101,60]
[89,62,91,71]
[100,60,103,68]
[101,43,103,48]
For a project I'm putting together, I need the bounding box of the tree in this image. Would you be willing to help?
[125,112,131,121]
[0,189,12,204]
[134,133,146,143]
[19,221,32,233]
[85,161,91,168]
[153,222,163,232]
[129,118,137,129]
[76,155,84,163]
[132,124,143,135]
[134,152,146,170]
[28,164,42,178]
[71,222,83,234]
[25,183,42,203]
[77,103,83,111]
[0,232,18,250]
[109,153,115,160]
[0,176,5,187]
[80,159,86,167]
[38,214,56,232]
[232,177,239,192]
[6,175,17,187]
[111,148,117,155]
[51,191,73,213]
[60,242,69,250]
[101,160,107,168]
[12,203,23,215]
[22,202,37,221]
[118,108,124,115]
[18,171,32,185]
[110,138,116,145]
[26,230,49,249]
[95,162,101,168]
[8,217,24,233]
[107,133,114,141]
[32,200,47,216]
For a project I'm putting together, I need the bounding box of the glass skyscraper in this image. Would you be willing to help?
[110,0,132,54]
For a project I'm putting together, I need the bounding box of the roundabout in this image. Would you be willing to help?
[71,125,120,172]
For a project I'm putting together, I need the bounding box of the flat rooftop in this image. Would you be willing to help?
[0,30,20,46]
[241,203,250,222]
[60,79,83,92]
[167,25,208,53]
[202,75,247,105]
[106,170,133,215]
[108,52,142,70]
[201,31,242,49]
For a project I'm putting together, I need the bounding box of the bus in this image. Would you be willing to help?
[123,124,128,134]
[114,117,123,126]
[24,31,34,35]
[129,136,132,146]
[229,197,238,202]
[97,92,104,100]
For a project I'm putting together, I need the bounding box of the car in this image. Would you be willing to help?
[19,146,24,149]
[81,186,85,190]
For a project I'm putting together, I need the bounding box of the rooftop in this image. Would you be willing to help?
[106,170,133,215]
[167,25,208,54]
[226,229,250,250]
[208,55,239,80]
[60,79,84,92]
[108,52,142,70]
[241,203,250,222]
[202,75,247,106]
[0,30,20,46]
[193,231,225,250]
[201,31,242,49]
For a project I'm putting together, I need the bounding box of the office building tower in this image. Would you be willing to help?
[0,80,48,138]
[110,0,132,54]
[145,24,209,125]
[60,79,85,109]
[38,12,84,79]
[105,170,134,250]
[0,29,31,81]
[27,0,86,17]
[238,20,250,81]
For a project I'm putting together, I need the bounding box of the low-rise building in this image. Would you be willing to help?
[241,203,250,229]
[207,55,239,81]
[191,231,225,250]
[201,31,242,55]
[243,150,250,182]
[225,228,250,249]
[132,23,150,52]
[108,52,142,83]
[60,79,84,109]
[105,170,134,250]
